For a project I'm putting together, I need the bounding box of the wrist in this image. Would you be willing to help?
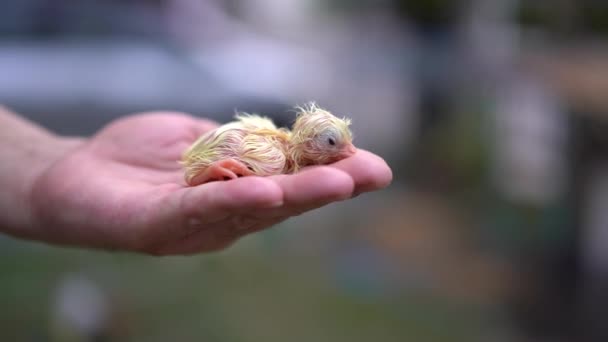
[21,134,86,234]
[0,107,86,239]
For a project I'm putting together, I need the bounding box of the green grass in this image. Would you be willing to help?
[0,234,501,342]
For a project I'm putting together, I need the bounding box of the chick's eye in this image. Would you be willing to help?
[327,137,336,146]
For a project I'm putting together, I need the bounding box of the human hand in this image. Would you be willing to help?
[29,112,392,255]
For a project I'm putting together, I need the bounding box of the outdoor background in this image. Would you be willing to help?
[1,1,608,341]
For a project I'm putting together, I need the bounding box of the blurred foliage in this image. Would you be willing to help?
[517,1,608,36]
[404,109,490,202]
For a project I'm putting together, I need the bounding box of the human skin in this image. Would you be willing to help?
[0,106,392,255]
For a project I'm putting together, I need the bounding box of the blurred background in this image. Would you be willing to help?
[1,0,608,341]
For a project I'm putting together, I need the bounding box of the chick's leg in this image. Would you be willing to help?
[188,159,254,186]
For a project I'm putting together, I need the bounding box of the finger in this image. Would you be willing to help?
[177,176,284,225]
[264,166,355,218]
[153,167,355,255]
[329,149,393,195]
[150,176,283,254]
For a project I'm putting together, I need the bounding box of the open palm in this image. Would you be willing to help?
[30,112,392,255]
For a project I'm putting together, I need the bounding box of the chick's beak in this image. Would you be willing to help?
[340,143,357,158]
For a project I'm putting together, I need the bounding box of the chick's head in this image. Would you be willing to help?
[289,104,356,168]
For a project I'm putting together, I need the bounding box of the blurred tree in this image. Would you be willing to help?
[517,0,608,37]
[393,0,463,33]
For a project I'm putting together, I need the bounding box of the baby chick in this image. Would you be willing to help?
[182,103,356,185]
[182,113,290,186]
[288,103,357,172]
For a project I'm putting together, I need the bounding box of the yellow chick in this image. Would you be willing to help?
[288,103,357,172]
[182,103,356,185]
[182,113,290,185]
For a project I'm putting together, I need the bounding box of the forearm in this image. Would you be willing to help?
[0,106,85,238]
